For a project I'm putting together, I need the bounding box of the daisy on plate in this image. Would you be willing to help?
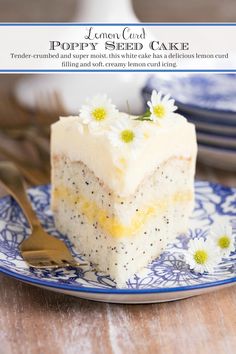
[79,94,118,132]
[108,118,143,156]
[210,221,234,257]
[147,90,177,125]
[184,238,221,274]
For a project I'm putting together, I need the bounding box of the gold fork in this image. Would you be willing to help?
[0,161,86,269]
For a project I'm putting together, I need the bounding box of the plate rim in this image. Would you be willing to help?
[198,142,236,153]
[198,143,236,154]
[144,74,236,117]
[196,128,236,139]
[182,111,236,127]
[0,181,235,296]
[1,265,235,295]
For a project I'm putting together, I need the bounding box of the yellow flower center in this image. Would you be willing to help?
[92,107,107,121]
[218,235,230,249]
[153,104,166,118]
[194,250,208,265]
[120,129,135,143]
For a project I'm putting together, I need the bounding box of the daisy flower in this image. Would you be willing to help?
[79,94,118,132]
[108,118,143,155]
[184,238,220,274]
[147,90,177,124]
[210,222,234,257]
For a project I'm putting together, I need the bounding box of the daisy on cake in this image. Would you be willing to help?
[51,91,197,287]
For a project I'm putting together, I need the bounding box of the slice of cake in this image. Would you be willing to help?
[51,91,197,287]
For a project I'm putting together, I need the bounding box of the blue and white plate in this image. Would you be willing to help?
[142,74,236,121]
[184,112,236,137]
[0,183,235,304]
[197,132,236,149]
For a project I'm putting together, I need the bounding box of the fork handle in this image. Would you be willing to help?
[0,162,41,228]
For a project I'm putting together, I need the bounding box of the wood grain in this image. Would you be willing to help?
[0,163,235,354]
[0,274,235,354]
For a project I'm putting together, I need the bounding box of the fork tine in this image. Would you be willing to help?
[52,258,88,268]
[0,158,83,272]
[28,259,89,269]
[29,260,57,269]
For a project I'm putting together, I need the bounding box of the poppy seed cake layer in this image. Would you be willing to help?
[51,155,195,286]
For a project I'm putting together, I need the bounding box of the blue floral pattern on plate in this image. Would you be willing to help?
[142,74,236,116]
[0,182,235,292]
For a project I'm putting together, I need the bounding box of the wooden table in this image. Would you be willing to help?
[0,163,235,354]
[0,274,235,354]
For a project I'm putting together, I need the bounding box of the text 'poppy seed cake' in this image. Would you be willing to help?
[51,91,197,287]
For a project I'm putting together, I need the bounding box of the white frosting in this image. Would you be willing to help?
[51,113,197,197]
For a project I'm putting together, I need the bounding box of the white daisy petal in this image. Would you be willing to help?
[108,117,143,156]
[151,90,158,102]
[79,94,118,132]
[163,93,171,102]
[184,238,221,274]
[167,99,175,106]
[210,221,234,257]
[148,90,178,125]
[157,91,163,101]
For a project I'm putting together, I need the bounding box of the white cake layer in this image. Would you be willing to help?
[52,156,194,286]
[54,201,190,287]
[51,113,197,197]
[52,156,195,228]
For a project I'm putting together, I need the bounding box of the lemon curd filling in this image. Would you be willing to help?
[53,186,193,238]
